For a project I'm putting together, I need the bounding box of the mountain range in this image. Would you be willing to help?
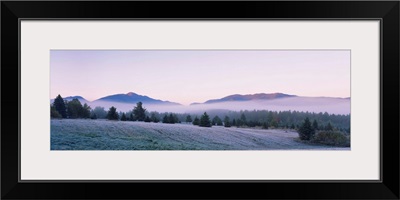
[51,92,350,114]
[200,93,297,104]
[52,92,306,105]
[95,92,180,105]
[50,96,89,104]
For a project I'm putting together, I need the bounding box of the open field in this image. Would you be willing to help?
[51,119,350,150]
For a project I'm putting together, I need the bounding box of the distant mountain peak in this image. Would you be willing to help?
[94,92,181,105]
[126,92,137,96]
[50,95,89,104]
[202,93,296,104]
[65,95,85,99]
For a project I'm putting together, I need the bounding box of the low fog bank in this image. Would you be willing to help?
[82,97,350,115]
[189,97,350,115]
[86,101,186,113]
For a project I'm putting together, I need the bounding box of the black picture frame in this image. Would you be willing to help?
[2,1,399,199]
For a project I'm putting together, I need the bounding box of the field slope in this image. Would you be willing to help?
[51,119,349,150]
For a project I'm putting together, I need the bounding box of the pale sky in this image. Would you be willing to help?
[50,50,350,105]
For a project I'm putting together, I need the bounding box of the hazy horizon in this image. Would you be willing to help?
[51,50,350,105]
[51,91,350,104]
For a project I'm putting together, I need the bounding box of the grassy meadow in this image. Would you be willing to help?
[51,119,349,150]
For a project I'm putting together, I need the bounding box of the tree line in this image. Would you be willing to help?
[297,117,350,147]
[51,94,349,132]
[51,95,180,124]
[51,95,91,119]
[202,109,350,133]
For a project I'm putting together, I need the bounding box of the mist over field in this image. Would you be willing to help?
[50,50,351,150]
[188,97,350,115]
[72,96,350,115]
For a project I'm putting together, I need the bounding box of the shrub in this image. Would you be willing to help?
[50,106,62,118]
[144,116,151,122]
[236,119,242,128]
[90,113,97,120]
[325,122,334,131]
[168,114,177,124]
[92,106,107,119]
[311,131,350,147]
[162,115,168,123]
[66,99,84,119]
[262,122,269,129]
[151,113,160,123]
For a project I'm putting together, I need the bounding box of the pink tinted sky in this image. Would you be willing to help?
[50,50,350,105]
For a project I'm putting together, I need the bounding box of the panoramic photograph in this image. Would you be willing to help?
[50,50,351,150]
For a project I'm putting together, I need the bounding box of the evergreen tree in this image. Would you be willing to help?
[144,116,151,122]
[262,122,269,129]
[298,117,315,140]
[82,103,91,118]
[53,94,67,118]
[236,119,242,127]
[247,120,259,127]
[90,113,97,120]
[199,112,212,127]
[270,120,278,128]
[232,119,236,126]
[66,99,83,119]
[312,119,319,130]
[151,109,351,131]
[267,112,274,124]
[168,113,178,124]
[240,113,247,126]
[107,106,119,120]
[186,115,193,123]
[92,106,107,119]
[223,116,231,127]
[192,116,200,126]
[129,113,135,121]
[120,113,127,121]
[212,116,223,126]
[162,115,169,123]
[325,122,333,131]
[150,113,160,123]
[285,124,290,129]
[133,102,146,121]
